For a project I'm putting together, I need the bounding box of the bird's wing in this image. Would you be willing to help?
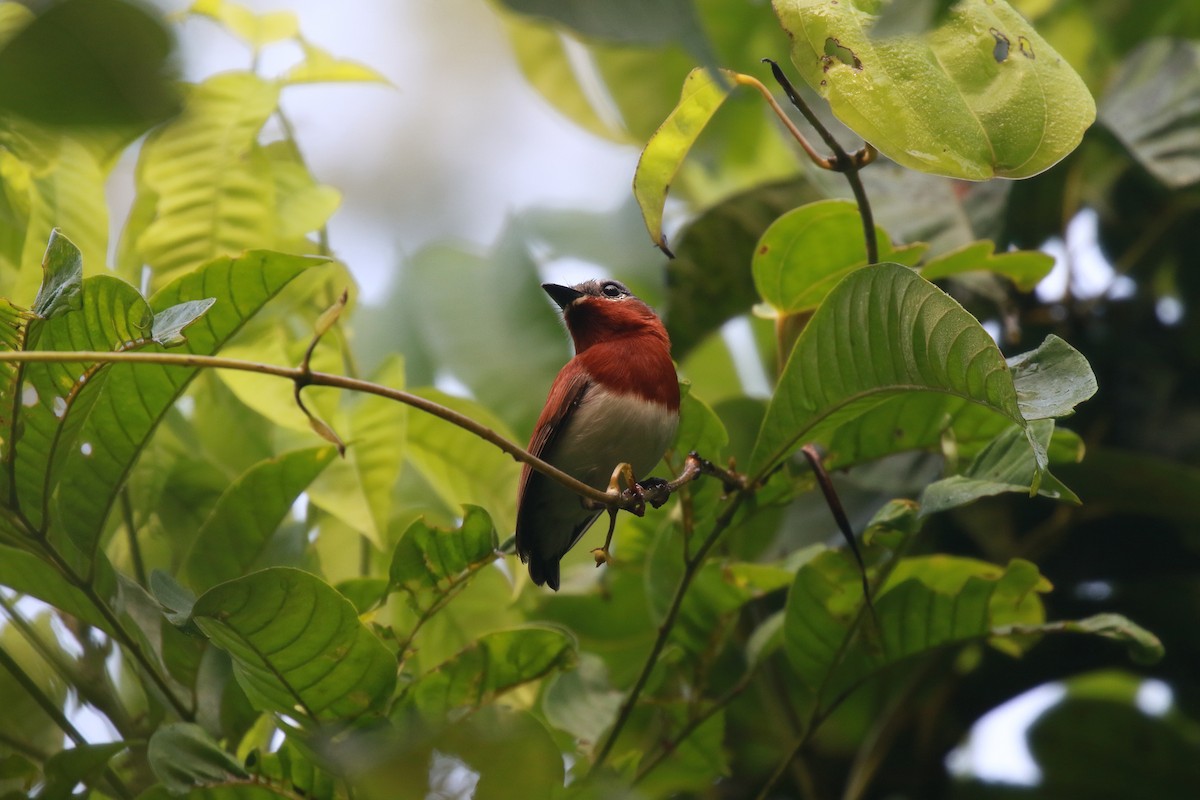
[517,365,591,502]
[515,365,593,584]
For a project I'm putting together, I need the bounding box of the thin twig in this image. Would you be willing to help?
[762,59,879,265]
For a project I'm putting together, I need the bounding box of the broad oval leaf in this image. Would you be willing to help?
[749,263,1031,477]
[191,567,397,724]
[752,199,927,315]
[182,446,337,592]
[773,0,1096,179]
[147,722,248,794]
[389,505,499,597]
[634,67,736,255]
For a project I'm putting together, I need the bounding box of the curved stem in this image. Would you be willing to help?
[762,59,879,265]
[0,349,621,510]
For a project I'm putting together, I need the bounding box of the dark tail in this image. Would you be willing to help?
[527,556,561,591]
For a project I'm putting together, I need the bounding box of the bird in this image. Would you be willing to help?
[515,279,680,591]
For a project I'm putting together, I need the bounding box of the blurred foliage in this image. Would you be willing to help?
[0,1,1197,798]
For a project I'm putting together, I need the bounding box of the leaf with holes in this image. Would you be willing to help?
[191,567,396,724]
[749,263,1037,480]
[773,0,1095,179]
[182,447,337,593]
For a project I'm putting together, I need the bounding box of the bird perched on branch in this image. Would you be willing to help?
[516,279,680,590]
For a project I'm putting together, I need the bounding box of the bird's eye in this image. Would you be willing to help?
[601,282,624,298]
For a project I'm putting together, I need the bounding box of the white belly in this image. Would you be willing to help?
[548,386,678,489]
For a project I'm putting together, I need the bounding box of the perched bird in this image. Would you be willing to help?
[516,279,680,590]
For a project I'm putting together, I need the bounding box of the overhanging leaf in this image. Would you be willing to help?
[191,567,397,724]
[1099,38,1200,189]
[750,263,1033,477]
[773,0,1096,179]
[0,0,179,128]
[996,613,1164,666]
[752,199,927,315]
[182,447,336,592]
[188,0,298,49]
[634,67,736,255]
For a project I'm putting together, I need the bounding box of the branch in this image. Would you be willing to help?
[0,349,628,512]
[762,59,879,265]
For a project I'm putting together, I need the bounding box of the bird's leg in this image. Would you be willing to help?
[592,462,636,567]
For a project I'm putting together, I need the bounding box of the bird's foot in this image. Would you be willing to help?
[636,476,671,509]
[591,546,613,567]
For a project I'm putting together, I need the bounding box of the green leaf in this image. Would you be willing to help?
[920,240,1054,291]
[666,177,823,359]
[496,0,713,56]
[39,742,127,800]
[750,263,1032,478]
[12,274,153,535]
[634,68,736,255]
[0,0,179,128]
[774,0,1095,179]
[188,0,299,49]
[1007,334,1098,420]
[389,505,499,597]
[0,545,112,631]
[132,72,280,285]
[31,229,82,319]
[752,200,928,315]
[147,722,248,794]
[404,389,521,535]
[401,625,575,719]
[921,420,1078,514]
[283,40,390,85]
[1099,38,1200,188]
[182,447,337,592]
[191,567,397,724]
[151,297,217,347]
[784,552,1049,709]
[541,652,623,747]
[46,252,318,559]
[996,613,1164,666]
[151,568,197,627]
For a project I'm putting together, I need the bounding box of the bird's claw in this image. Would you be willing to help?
[638,476,671,509]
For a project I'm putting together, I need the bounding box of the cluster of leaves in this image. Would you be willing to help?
[0,0,1197,798]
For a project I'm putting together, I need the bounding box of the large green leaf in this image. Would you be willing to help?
[773,0,1095,179]
[399,625,575,720]
[749,263,1032,477]
[131,72,280,285]
[182,447,336,592]
[191,567,396,724]
[51,251,319,556]
[147,723,248,795]
[0,0,179,127]
[0,545,111,631]
[1099,38,1200,189]
[39,741,127,800]
[752,199,927,315]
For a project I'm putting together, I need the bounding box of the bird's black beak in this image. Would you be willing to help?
[542,283,585,311]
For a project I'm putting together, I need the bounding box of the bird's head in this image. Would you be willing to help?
[542,280,669,354]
